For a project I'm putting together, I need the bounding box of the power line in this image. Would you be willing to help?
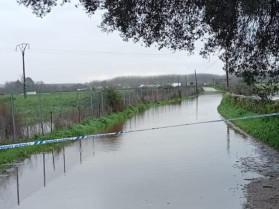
[30,48,171,56]
[0,46,171,56]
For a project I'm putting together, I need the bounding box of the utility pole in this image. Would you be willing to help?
[225,56,229,88]
[16,43,30,99]
[225,48,229,88]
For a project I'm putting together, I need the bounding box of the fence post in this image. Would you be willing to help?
[50,111,53,132]
[100,91,104,115]
[76,91,81,123]
[90,92,94,117]
[155,89,158,102]
[10,93,16,143]
[128,91,131,106]
[38,93,44,135]
[123,92,126,107]
[60,92,63,122]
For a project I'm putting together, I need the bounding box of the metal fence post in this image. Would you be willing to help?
[11,93,16,143]
[38,93,44,135]
[50,111,53,132]
[90,92,94,117]
[76,91,81,123]
[100,91,104,115]
[60,92,63,122]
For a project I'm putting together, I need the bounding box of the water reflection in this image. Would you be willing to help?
[106,122,124,133]
[16,167,19,206]
[43,154,46,187]
[195,96,199,121]
[63,147,66,174]
[79,140,82,165]
[227,124,231,156]
[226,123,249,139]
[225,122,252,157]
[52,150,55,171]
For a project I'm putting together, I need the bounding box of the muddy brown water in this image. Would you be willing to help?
[0,92,277,209]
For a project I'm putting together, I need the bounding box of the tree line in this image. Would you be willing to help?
[0,73,235,94]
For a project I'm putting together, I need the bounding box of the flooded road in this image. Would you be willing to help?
[0,92,276,209]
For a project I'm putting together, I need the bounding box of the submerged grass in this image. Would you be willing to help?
[0,96,193,173]
[218,94,279,149]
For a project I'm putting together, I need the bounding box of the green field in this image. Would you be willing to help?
[0,91,101,121]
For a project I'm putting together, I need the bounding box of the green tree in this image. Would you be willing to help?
[104,87,124,113]
[26,77,35,91]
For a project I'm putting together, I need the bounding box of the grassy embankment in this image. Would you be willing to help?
[0,95,194,172]
[218,93,279,149]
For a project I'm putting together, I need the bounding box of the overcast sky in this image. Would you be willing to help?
[0,0,225,84]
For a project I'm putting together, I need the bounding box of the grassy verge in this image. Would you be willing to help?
[218,93,279,149]
[0,96,194,173]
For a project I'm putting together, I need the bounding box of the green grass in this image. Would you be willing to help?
[0,91,100,124]
[218,94,279,149]
[0,96,194,173]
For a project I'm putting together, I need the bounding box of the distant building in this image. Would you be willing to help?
[77,87,92,91]
[171,83,181,87]
[27,91,36,95]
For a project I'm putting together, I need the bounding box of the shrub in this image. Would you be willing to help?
[104,87,124,113]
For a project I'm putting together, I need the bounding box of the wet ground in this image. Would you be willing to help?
[1,92,279,209]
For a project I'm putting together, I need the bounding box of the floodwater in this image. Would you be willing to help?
[0,92,273,209]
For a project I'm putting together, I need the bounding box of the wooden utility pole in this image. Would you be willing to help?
[225,50,229,88]
[16,43,30,99]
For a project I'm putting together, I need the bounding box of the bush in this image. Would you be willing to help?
[230,80,279,101]
[104,87,124,113]
[254,83,279,101]
[222,92,279,114]
[230,80,254,96]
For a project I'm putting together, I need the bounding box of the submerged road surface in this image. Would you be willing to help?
[1,92,277,209]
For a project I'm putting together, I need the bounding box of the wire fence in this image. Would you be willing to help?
[0,86,196,144]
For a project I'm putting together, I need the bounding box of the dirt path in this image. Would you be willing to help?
[242,140,279,209]
[244,173,279,209]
